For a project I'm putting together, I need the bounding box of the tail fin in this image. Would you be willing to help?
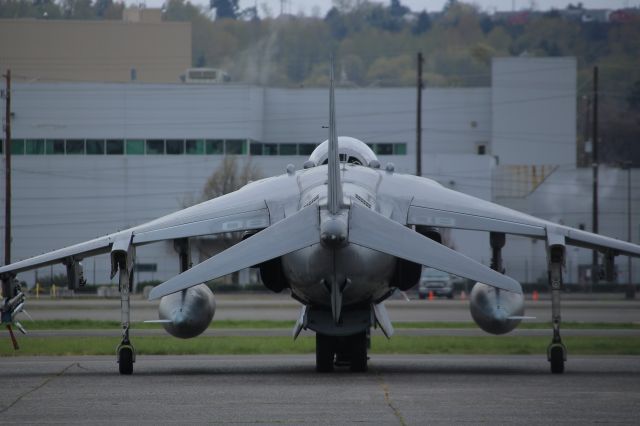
[327,58,342,215]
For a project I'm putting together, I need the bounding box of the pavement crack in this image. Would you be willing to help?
[0,362,77,414]
[374,366,406,426]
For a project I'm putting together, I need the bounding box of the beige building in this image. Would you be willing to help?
[0,8,191,83]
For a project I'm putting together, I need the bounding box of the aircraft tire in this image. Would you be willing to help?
[118,347,134,375]
[550,346,564,374]
[349,332,368,373]
[316,333,334,373]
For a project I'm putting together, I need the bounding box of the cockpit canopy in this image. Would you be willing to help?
[308,136,378,167]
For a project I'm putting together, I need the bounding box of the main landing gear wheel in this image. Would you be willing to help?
[316,333,334,373]
[118,345,134,375]
[349,332,368,373]
[548,343,565,374]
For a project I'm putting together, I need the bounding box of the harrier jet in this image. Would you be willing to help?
[2,68,639,375]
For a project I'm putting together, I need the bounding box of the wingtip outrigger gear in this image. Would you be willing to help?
[1,273,28,350]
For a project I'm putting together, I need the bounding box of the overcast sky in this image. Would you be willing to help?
[134,0,638,16]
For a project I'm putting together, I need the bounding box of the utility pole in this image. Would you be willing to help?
[3,69,11,266]
[624,162,634,299]
[416,52,423,177]
[582,95,591,166]
[591,66,599,289]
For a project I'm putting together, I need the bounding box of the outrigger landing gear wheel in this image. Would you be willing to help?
[548,343,566,374]
[117,344,134,375]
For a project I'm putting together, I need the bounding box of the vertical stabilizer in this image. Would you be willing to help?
[327,59,342,215]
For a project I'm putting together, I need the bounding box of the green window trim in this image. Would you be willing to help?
[298,144,316,156]
[106,139,124,155]
[86,140,105,155]
[11,139,25,155]
[66,140,85,155]
[2,138,314,157]
[25,139,45,154]
[186,140,204,155]
[263,143,278,156]
[126,139,145,155]
[249,143,263,156]
[205,139,224,155]
[166,139,185,155]
[279,143,297,156]
[46,139,65,155]
[393,143,407,155]
[225,139,247,155]
[146,140,165,155]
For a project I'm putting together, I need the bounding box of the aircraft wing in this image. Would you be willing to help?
[0,175,298,276]
[380,173,640,257]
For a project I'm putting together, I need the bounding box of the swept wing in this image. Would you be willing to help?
[0,175,299,276]
[377,173,640,257]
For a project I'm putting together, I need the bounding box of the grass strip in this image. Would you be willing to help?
[1,336,639,357]
[18,319,640,331]
[19,319,296,330]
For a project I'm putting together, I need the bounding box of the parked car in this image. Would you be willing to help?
[418,267,454,299]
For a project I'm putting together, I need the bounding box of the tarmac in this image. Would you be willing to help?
[0,355,639,424]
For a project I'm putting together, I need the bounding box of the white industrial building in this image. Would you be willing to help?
[1,57,637,288]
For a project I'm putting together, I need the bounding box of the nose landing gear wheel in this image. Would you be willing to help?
[316,333,334,373]
[349,332,368,373]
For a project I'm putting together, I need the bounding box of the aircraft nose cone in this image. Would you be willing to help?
[320,216,348,249]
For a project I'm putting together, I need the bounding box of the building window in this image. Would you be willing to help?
[206,139,224,155]
[225,139,246,155]
[263,143,278,156]
[393,144,407,155]
[166,139,185,155]
[134,263,157,272]
[10,139,25,155]
[126,140,145,155]
[477,144,486,155]
[66,139,85,155]
[298,144,316,156]
[186,139,204,154]
[106,139,124,155]
[46,139,65,155]
[279,143,297,156]
[250,143,263,156]
[373,144,393,155]
[25,139,45,154]
[146,139,165,155]
[86,140,105,155]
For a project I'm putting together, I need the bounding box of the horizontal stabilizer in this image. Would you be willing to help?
[507,316,536,320]
[348,203,522,294]
[143,320,173,324]
[149,203,320,300]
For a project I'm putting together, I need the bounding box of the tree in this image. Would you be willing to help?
[164,0,204,22]
[201,156,261,200]
[389,0,409,17]
[412,11,431,35]
[210,0,238,20]
[95,0,111,17]
[190,156,262,285]
[325,7,348,39]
